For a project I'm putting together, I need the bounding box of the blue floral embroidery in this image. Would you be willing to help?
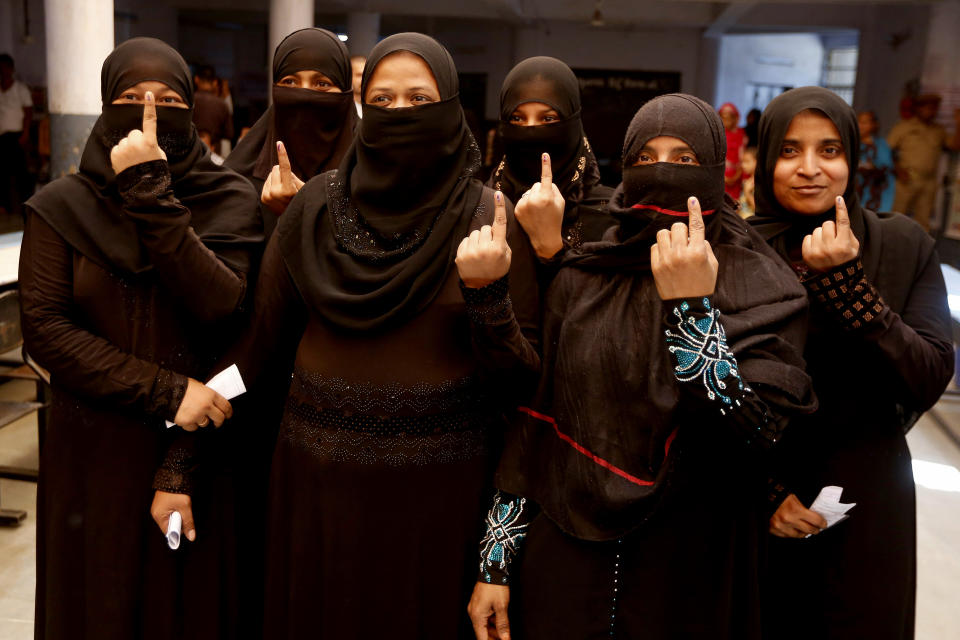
[665,298,749,413]
[480,492,529,584]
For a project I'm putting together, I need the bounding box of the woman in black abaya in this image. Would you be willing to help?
[488,56,614,258]
[468,94,816,639]
[20,37,262,640]
[751,87,953,640]
[227,33,540,639]
[225,27,357,236]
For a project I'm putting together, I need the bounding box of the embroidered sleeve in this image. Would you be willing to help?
[478,491,532,585]
[152,435,197,495]
[664,297,782,449]
[801,259,886,331]
[460,275,513,325]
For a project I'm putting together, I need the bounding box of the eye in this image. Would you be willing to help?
[678,154,697,164]
[120,93,138,101]
[159,96,180,104]
[780,145,798,157]
[411,94,433,103]
[541,114,558,123]
[370,94,390,104]
[822,145,842,157]
[509,114,524,123]
[279,77,297,86]
[636,152,655,164]
[313,80,331,88]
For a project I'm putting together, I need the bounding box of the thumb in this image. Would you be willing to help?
[494,603,511,640]
[181,500,196,542]
[493,191,508,244]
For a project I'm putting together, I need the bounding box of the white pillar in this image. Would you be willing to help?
[269,0,314,83]
[346,11,380,59]
[44,0,113,177]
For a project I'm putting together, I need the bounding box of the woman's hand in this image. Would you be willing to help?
[650,197,719,300]
[173,378,233,431]
[456,191,512,288]
[468,582,511,640]
[110,91,167,174]
[261,141,305,216]
[151,490,196,542]
[514,153,565,259]
[801,195,860,272]
[769,494,828,538]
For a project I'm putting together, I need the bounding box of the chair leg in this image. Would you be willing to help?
[0,482,27,526]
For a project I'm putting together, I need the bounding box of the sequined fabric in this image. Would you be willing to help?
[479,491,530,584]
[802,259,886,330]
[280,367,494,465]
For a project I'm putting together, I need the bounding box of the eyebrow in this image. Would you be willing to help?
[639,145,696,155]
[781,138,844,146]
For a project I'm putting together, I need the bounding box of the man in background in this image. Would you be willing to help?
[192,64,233,154]
[0,53,33,216]
[888,93,960,231]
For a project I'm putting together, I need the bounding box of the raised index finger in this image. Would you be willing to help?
[541,153,552,188]
[687,196,705,244]
[835,195,850,228]
[277,141,294,189]
[493,191,508,243]
[142,91,158,143]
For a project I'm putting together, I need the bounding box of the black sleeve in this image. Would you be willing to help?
[663,296,788,451]
[801,257,954,413]
[117,160,251,324]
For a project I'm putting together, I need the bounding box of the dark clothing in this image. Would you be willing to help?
[751,86,954,640]
[231,186,540,638]
[20,37,263,640]
[0,131,31,215]
[489,56,614,248]
[21,165,259,639]
[192,90,233,150]
[487,94,815,638]
[224,28,357,238]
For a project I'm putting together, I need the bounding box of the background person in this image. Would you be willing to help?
[0,52,33,217]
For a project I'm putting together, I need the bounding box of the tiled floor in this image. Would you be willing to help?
[2,383,960,639]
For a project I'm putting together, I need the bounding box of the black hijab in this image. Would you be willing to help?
[26,37,261,276]
[488,57,608,242]
[749,87,865,260]
[565,93,730,271]
[495,93,814,540]
[277,32,483,332]
[225,28,357,184]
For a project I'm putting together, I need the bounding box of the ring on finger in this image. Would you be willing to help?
[198,416,210,427]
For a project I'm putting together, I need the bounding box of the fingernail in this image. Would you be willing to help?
[187,530,195,542]
[689,196,698,206]
[495,191,503,204]
[145,92,153,102]
[542,153,548,161]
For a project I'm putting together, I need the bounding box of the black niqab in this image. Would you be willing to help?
[225,28,357,183]
[26,37,262,275]
[495,93,814,540]
[566,93,730,271]
[489,57,604,229]
[277,32,483,332]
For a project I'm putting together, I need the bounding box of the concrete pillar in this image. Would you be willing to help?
[346,11,379,59]
[44,0,113,178]
[269,0,314,83]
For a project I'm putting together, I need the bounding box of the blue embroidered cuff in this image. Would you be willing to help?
[664,297,749,413]
[479,491,529,585]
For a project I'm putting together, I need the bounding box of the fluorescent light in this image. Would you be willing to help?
[338,34,348,42]
[913,459,960,492]
[948,294,960,315]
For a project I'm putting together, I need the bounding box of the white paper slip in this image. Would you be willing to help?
[809,485,856,530]
[166,364,247,428]
[166,511,182,550]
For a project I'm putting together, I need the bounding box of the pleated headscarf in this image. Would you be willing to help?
[26,37,262,276]
[277,32,483,332]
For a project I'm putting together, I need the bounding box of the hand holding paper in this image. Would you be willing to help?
[167,364,246,428]
[807,485,856,532]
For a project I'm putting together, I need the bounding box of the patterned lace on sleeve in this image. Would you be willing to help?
[665,297,781,449]
[801,259,886,331]
[460,275,513,325]
[479,491,530,585]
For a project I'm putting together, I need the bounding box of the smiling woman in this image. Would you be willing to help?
[751,86,954,640]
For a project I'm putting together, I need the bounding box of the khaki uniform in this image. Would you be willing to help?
[887,117,947,230]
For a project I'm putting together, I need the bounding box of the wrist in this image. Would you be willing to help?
[532,235,563,260]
